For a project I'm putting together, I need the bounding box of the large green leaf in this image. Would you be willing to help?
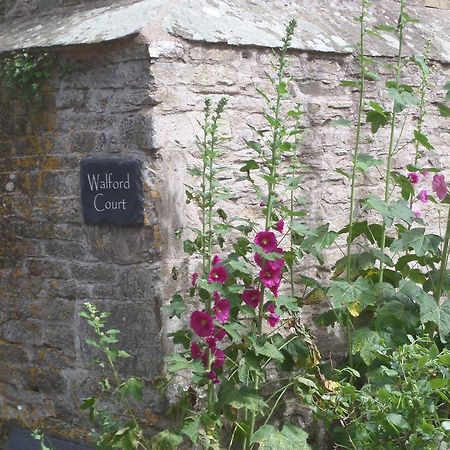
[352,328,383,365]
[328,279,376,311]
[251,424,311,450]
[390,228,442,257]
[399,280,450,342]
[218,385,267,412]
[363,197,414,227]
[149,430,183,450]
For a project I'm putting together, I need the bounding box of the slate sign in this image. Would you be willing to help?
[80,158,144,226]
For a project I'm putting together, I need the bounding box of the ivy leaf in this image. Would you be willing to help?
[390,228,442,257]
[251,424,311,450]
[414,130,434,150]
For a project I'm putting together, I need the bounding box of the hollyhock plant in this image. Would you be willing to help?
[205,336,217,350]
[214,327,227,341]
[418,189,428,203]
[408,172,420,184]
[254,247,284,268]
[432,173,448,201]
[208,265,228,284]
[213,297,231,324]
[212,255,221,265]
[259,260,282,289]
[211,348,225,369]
[242,288,261,308]
[191,272,199,286]
[265,303,280,327]
[190,310,214,337]
[254,231,278,252]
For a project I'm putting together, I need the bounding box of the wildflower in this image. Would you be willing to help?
[191,272,199,286]
[213,298,231,324]
[190,342,203,360]
[212,255,221,265]
[208,265,228,284]
[259,260,282,289]
[242,288,261,308]
[432,173,448,201]
[265,303,280,327]
[254,231,278,252]
[275,220,285,233]
[408,172,420,184]
[190,311,214,337]
[418,189,428,203]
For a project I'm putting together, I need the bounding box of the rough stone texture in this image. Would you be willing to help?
[0,39,166,444]
[0,0,450,446]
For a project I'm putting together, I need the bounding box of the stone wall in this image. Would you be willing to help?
[0,38,166,444]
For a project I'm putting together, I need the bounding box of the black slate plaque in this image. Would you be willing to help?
[80,158,144,226]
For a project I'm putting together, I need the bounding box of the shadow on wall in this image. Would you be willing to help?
[7,428,92,450]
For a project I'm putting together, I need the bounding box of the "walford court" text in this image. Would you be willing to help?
[86,172,130,211]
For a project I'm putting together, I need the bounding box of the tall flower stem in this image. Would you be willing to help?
[379,0,406,282]
[246,20,296,450]
[435,204,450,302]
[345,0,369,369]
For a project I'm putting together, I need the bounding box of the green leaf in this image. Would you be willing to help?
[352,328,383,365]
[219,385,267,412]
[330,118,352,127]
[251,424,311,450]
[390,228,442,257]
[336,168,350,179]
[328,279,376,311]
[363,197,414,227]
[366,110,389,133]
[166,354,203,373]
[414,130,434,150]
[355,154,382,172]
[391,173,414,201]
[430,378,448,390]
[245,140,262,153]
[149,430,183,449]
[181,417,200,444]
[240,160,259,173]
[119,377,144,401]
[387,413,410,431]
[340,80,360,88]
[437,103,450,117]
[253,340,285,362]
[162,294,187,319]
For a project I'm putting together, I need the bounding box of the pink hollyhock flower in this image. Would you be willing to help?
[412,206,422,219]
[275,220,285,233]
[191,272,199,286]
[408,172,420,184]
[190,311,214,337]
[212,255,221,265]
[207,370,220,384]
[418,189,428,203]
[190,342,203,360]
[255,247,284,268]
[269,283,280,297]
[208,265,228,284]
[205,336,217,350]
[432,173,448,201]
[422,171,430,178]
[242,288,261,308]
[213,298,231,324]
[265,303,280,327]
[211,348,226,369]
[213,291,221,302]
[259,261,282,288]
[254,231,278,252]
[215,327,227,341]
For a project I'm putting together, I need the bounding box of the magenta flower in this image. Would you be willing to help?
[265,303,280,327]
[275,220,285,233]
[269,283,280,297]
[255,247,284,268]
[432,173,448,201]
[214,327,227,341]
[191,272,199,286]
[213,291,221,302]
[242,288,261,308]
[412,206,422,219]
[259,260,282,288]
[423,171,430,178]
[190,342,203,360]
[207,370,220,384]
[190,311,214,337]
[212,255,222,265]
[418,189,428,203]
[213,298,231,324]
[211,348,226,369]
[208,265,228,284]
[254,231,278,252]
[408,172,420,184]
[205,336,217,350]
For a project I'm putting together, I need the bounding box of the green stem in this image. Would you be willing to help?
[345,0,368,369]
[379,0,405,283]
[435,204,450,302]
